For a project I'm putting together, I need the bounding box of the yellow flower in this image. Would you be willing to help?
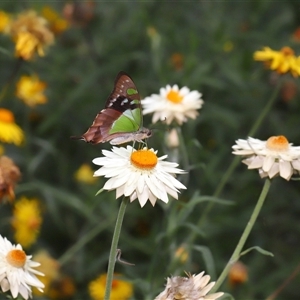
[6,10,54,60]
[89,274,133,300]
[42,6,69,34]
[74,163,97,184]
[0,108,24,146]
[254,46,300,77]
[16,75,47,107]
[0,11,10,32]
[223,41,234,52]
[12,197,42,248]
[174,245,189,264]
[0,156,21,202]
[33,250,60,296]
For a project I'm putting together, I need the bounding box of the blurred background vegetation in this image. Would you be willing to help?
[1,1,300,299]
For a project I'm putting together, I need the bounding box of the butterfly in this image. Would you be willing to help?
[74,72,152,145]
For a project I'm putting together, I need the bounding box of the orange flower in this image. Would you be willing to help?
[170,53,184,70]
[0,108,24,145]
[228,261,248,287]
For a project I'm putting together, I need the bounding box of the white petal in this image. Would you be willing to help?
[262,156,275,172]
[279,161,293,180]
[268,162,279,178]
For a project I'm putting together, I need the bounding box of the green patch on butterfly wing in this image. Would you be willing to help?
[109,108,141,134]
[127,88,138,95]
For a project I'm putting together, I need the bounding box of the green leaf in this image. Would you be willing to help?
[95,188,104,196]
[0,46,12,57]
[218,293,235,300]
[192,245,216,279]
[240,246,274,257]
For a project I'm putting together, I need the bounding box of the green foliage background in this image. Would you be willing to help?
[1,1,300,299]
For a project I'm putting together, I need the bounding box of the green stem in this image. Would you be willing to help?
[176,127,190,187]
[211,178,271,293]
[248,82,281,137]
[104,197,128,300]
[189,82,281,243]
[0,58,23,102]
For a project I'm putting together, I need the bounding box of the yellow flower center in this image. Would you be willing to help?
[130,150,158,170]
[280,46,294,57]
[0,108,15,123]
[266,135,289,151]
[166,90,183,104]
[6,249,26,268]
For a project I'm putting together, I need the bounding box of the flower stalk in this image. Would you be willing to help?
[104,197,128,300]
[211,178,271,292]
[188,81,281,243]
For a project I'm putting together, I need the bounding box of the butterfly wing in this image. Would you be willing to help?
[79,72,143,144]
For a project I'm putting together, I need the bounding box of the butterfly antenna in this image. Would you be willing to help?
[70,135,83,141]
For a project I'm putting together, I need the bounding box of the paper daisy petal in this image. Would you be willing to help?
[93,146,186,207]
[0,235,44,299]
[141,84,204,125]
[232,135,300,180]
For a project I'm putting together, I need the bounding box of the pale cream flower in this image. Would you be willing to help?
[155,272,224,300]
[232,136,300,180]
[0,235,44,299]
[93,146,186,207]
[141,85,203,125]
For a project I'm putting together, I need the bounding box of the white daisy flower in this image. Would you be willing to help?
[141,84,203,125]
[0,235,44,299]
[93,146,186,207]
[232,136,300,180]
[155,271,224,300]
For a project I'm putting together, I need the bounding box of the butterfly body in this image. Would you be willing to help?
[76,72,152,145]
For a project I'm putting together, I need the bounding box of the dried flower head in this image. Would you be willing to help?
[0,156,21,202]
[6,10,54,60]
[155,272,224,300]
